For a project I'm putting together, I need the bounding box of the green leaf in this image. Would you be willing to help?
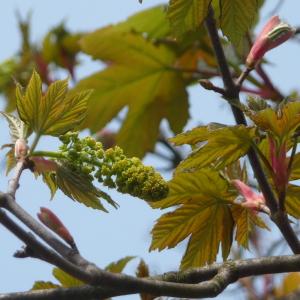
[52,268,83,287]
[150,169,234,269]
[180,204,232,270]
[16,70,42,130]
[105,256,136,273]
[167,0,211,36]
[176,125,256,172]
[16,71,92,136]
[219,0,258,46]
[151,168,233,209]
[5,148,16,175]
[231,205,269,249]
[77,32,188,157]
[0,112,30,142]
[288,153,300,181]
[42,172,58,200]
[285,185,300,219]
[56,163,117,211]
[31,281,60,290]
[169,126,209,146]
[247,102,300,139]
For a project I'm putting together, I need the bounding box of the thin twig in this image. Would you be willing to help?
[7,160,26,197]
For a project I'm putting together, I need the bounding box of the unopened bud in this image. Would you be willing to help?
[37,207,75,247]
[14,138,28,159]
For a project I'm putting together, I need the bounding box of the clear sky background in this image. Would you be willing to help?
[0,1,300,299]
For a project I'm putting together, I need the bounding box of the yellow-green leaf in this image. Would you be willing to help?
[31,281,60,290]
[247,102,300,139]
[105,256,136,273]
[42,172,58,200]
[77,32,188,157]
[169,126,209,146]
[0,112,30,142]
[151,168,233,209]
[150,169,234,269]
[5,148,16,175]
[167,0,211,36]
[285,185,300,219]
[16,71,92,136]
[275,273,300,297]
[231,205,269,249]
[220,0,258,46]
[16,70,42,130]
[52,268,83,287]
[176,125,256,172]
[56,164,117,211]
[180,204,232,270]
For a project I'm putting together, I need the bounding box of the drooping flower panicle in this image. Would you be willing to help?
[246,16,295,68]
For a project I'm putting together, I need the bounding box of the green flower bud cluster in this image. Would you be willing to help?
[58,132,169,201]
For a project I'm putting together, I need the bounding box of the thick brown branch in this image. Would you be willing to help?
[204,6,300,254]
[1,255,300,299]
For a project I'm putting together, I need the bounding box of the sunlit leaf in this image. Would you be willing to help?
[176,125,256,172]
[275,273,300,297]
[219,0,258,46]
[231,205,269,249]
[285,185,300,219]
[151,168,233,209]
[52,268,83,287]
[42,172,58,200]
[105,256,136,273]
[56,163,117,211]
[5,148,16,175]
[180,204,233,270]
[78,31,188,157]
[31,281,60,290]
[167,0,211,36]
[150,169,234,269]
[0,112,30,142]
[169,126,209,146]
[247,102,300,139]
[16,70,42,130]
[16,71,92,136]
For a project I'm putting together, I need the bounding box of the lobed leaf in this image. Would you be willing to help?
[167,0,211,37]
[285,185,300,219]
[150,169,235,269]
[16,71,92,136]
[56,163,117,211]
[77,32,189,157]
[219,0,258,46]
[247,102,300,139]
[231,205,269,249]
[175,125,256,172]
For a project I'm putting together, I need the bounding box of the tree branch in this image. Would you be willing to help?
[1,254,300,299]
[204,6,300,254]
[7,160,26,197]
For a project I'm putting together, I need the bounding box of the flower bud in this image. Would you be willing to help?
[37,207,75,247]
[14,138,28,159]
[246,16,295,68]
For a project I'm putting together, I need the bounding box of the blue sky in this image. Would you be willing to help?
[0,1,300,299]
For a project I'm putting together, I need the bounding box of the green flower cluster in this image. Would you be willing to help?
[58,132,169,201]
